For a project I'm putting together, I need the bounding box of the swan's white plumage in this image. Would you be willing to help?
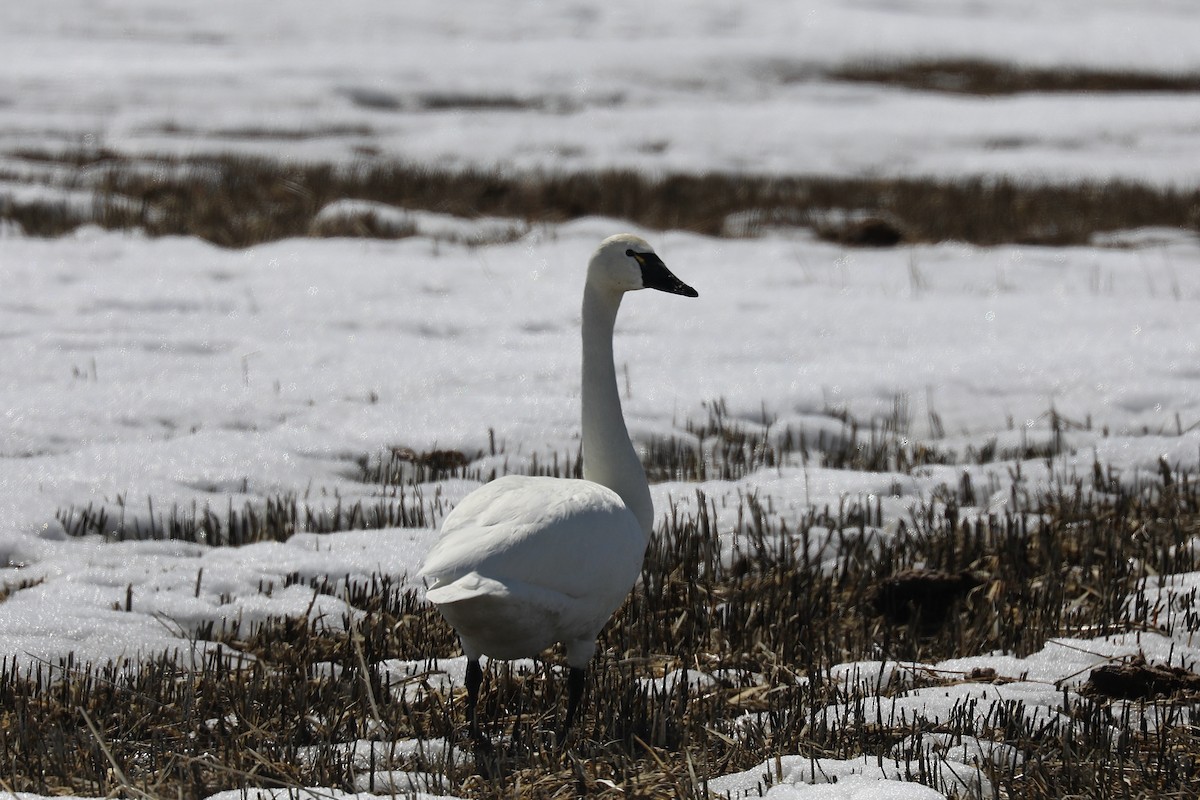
[419,234,695,739]
[420,474,645,666]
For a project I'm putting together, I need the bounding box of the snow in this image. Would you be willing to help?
[4,227,1196,564]
[4,222,1197,800]
[2,217,1199,800]
[709,755,962,800]
[2,1,1200,798]
[4,1,1200,182]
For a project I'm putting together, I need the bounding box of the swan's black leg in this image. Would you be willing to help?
[509,665,526,749]
[465,658,490,750]
[559,666,586,745]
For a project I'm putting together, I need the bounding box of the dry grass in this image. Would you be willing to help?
[51,400,1116,550]
[3,149,1198,248]
[17,432,1200,798]
[56,485,439,546]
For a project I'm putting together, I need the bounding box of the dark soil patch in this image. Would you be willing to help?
[1085,657,1200,701]
[814,213,908,247]
[871,568,984,628]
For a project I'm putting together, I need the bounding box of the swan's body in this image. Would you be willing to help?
[419,233,697,745]
[423,475,644,664]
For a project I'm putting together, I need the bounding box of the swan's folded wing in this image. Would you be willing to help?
[419,475,646,601]
[424,570,510,605]
[425,569,573,613]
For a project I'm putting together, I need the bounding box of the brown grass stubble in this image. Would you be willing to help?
[6,446,1198,799]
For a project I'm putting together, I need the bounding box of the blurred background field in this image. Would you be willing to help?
[1,2,1199,798]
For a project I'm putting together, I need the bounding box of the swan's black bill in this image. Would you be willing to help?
[631,250,699,297]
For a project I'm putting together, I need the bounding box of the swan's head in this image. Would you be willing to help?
[588,234,699,298]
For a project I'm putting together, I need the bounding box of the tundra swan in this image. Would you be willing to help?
[420,233,697,746]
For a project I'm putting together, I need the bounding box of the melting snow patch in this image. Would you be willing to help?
[706,754,972,799]
[310,199,526,245]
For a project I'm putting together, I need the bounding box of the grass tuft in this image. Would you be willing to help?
[56,485,437,545]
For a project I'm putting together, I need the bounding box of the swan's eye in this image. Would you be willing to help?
[626,248,645,265]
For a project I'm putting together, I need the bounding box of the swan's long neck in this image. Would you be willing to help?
[580,282,653,536]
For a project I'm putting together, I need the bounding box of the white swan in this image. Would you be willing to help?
[419,233,697,745]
